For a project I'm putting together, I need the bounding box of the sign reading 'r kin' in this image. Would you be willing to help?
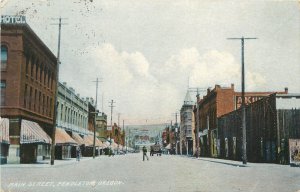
[1,15,26,24]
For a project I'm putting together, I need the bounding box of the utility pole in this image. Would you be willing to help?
[50,17,67,166]
[228,36,257,164]
[108,100,115,148]
[172,112,179,155]
[92,78,102,159]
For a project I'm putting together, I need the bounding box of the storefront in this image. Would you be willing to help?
[0,118,52,164]
[55,128,77,159]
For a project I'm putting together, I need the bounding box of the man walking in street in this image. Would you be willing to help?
[142,146,149,161]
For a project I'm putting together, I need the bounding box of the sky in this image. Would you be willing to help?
[1,0,300,125]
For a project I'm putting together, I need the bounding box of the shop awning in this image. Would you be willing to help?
[0,118,9,144]
[21,120,52,144]
[83,135,103,148]
[95,137,103,148]
[0,118,52,144]
[55,128,77,146]
[72,132,85,145]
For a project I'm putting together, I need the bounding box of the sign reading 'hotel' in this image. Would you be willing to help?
[1,15,26,24]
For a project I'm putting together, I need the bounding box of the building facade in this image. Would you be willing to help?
[195,84,288,158]
[1,18,57,164]
[180,91,195,156]
[55,82,89,159]
[218,93,300,164]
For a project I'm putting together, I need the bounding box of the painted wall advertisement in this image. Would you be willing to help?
[289,139,300,166]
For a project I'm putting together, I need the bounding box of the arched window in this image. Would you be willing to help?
[1,45,8,69]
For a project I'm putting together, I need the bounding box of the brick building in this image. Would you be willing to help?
[218,93,300,164]
[1,17,57,163]
[195,84,288,158]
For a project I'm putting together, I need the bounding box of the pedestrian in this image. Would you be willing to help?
[76,146,81,162]
[142,146,149,161]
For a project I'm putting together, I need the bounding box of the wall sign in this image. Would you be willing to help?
[1,15,26,24]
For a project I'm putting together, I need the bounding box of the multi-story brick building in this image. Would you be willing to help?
[195,84,288,158]
[1,16,57,163]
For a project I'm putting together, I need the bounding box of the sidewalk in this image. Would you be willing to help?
[178,155,295,168]
[0,156,102,168]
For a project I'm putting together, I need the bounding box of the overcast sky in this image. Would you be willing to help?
[2,0,300,125]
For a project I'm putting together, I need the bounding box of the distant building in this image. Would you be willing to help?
[96,112,107,142]
[180,90,195,156]
[1,18,57,164]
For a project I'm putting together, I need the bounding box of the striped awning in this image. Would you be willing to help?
[72,132,85,145]
[0,118,52,144]
[0,118,9,144]
[83,135,103,148]
[55,128,77,146]
[83,135,93,147]
[21,120,52,144]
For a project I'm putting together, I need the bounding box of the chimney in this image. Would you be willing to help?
[231,83,234,90]
[284,87,288,93]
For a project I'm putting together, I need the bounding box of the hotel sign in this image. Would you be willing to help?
[235,96,264,109]
[1,15,26,24]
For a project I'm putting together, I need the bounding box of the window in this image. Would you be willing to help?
[1,80,6,105]
[34,89,37,111]
[29,87,32,110]
[30,57,34,78]
[39,91,41,113]
[1,45,8,70]
[25,55,29,75]
[35,61,39,80]
[24,84,28,107]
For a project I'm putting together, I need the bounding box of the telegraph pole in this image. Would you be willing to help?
[109,100,115,148]
[92,78,102,158]
[50,17,67,165]
[172,112,179,155]
[228,36,257,164]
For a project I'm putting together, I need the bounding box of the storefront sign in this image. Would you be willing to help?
[1,15,26,24]
[235,96,264,109]
[289,139,300,166]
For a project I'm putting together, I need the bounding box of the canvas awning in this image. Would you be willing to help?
[0,118,52,144]
[72,132,85,145]
[83,135,94,147]
[83,135,103,148]
[21,120,52,144]
[55,128,77,146]
[0,118,9,144]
